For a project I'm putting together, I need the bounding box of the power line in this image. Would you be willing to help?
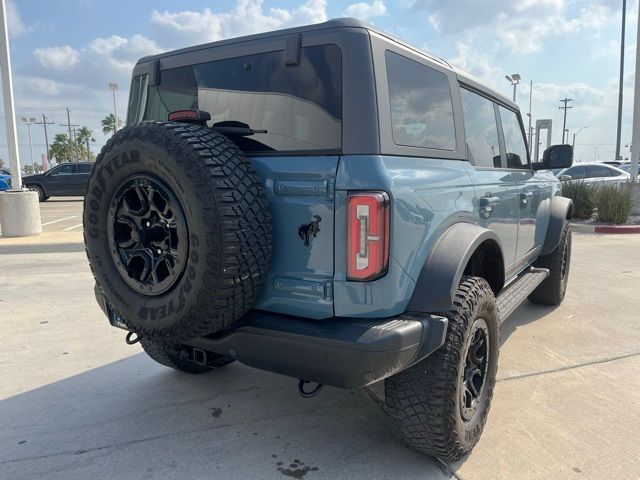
[559,98,573,144]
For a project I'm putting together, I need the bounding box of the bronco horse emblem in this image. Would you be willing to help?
[298,215,322,247]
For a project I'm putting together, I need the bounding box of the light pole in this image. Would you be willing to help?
[21,116,36,173]
[108,82,119,133]
[591,145,602,162]
[572,127,587,149]
[615,0,627,160]
[505,74,521,102]
[526,79,533,154]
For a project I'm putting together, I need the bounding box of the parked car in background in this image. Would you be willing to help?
[620,163,640,175]
[22,162,93,201]
[602,160,627,167]
[553,162,629,185]
[0,168,10,191]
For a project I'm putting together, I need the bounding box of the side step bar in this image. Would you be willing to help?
[497,267,549,323]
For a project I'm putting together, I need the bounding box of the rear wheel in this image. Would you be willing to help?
[528,223,572,306]
[384,276,499,462]
[140,338,234,374]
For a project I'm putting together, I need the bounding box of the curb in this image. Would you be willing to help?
[570,223,640,234]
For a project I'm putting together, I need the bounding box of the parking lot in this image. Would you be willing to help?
[38,197,84,233]
[0,226,639,480]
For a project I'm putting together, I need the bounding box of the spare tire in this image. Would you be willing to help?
[84,121,272,341]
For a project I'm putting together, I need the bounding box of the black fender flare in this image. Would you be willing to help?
[406,223,504,313]
[541,196,573,256]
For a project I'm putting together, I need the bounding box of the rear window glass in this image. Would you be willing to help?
[142,45,342,153]
[385,51,455,151]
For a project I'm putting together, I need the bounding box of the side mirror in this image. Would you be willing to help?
[540,144,573,170]
[559,174,572,182]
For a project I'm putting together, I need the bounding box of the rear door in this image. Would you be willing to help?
[141,44,343,319]
[73,163,92,195]
[460,88,520,271]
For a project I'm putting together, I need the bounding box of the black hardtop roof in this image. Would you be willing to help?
[137,17,515,110]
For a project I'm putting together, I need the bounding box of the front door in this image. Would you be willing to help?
[46,163,76,195]
[460,88,520,270]
[497,105,552,265]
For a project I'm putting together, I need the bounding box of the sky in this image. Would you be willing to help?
[1,0,638,165]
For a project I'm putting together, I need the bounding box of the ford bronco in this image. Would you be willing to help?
[85,18,574,461]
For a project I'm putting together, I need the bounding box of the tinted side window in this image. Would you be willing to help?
[52,164,75,175]
[460,89,501,168]
[498,106,528,169]
[385,51,455,150]
[588,165,615,178]
[564,165,587,180]
[76,164,92,173]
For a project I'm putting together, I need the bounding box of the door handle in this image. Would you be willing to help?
[520,191,534,204]
[480,196,501,208]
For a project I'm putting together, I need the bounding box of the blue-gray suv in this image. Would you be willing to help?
[85,18,574,462]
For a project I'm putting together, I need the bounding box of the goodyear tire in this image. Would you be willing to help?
[384,277,499,462]
[84,122,272,341]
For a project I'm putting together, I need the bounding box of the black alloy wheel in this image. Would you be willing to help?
[460,318,490,421]
[107,174,188,296]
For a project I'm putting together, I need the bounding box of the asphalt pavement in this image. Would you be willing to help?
[0,232,639,480]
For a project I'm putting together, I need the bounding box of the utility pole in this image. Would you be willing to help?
[559,98,573,144]
[60,108,79,162]
[615,0,627,160]
[35,114,54,165]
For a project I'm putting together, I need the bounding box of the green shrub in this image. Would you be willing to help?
[591,184,634,225]
[561,181,595,219]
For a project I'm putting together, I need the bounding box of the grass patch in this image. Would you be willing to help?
[561,181,594,219]
[591,184,634,224]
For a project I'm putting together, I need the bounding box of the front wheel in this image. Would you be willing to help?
[528,222,572,306]
[384,276,499,462]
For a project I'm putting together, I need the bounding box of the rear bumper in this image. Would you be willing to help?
[95,284,448,389]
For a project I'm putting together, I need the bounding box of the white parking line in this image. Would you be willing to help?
[41,216,77,227]
[62,223,84,231]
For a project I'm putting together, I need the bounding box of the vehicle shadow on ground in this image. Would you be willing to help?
[499,301,558,347]
[0,353,449,480]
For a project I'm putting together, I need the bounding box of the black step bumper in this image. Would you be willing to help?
[186,311,447,389]
[95,284,448,389]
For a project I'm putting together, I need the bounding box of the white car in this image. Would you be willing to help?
[553,162,630,186]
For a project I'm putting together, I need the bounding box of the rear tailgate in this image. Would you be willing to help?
[250,155,338,319]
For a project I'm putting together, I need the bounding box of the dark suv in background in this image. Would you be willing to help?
[23,162,93,201]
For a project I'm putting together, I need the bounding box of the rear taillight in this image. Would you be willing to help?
[347,192,390,281]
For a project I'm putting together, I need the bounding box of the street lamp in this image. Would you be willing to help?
[108,82,119,133]
[21,116,36,173]
[572,127,587,149]
[505,73,521,102]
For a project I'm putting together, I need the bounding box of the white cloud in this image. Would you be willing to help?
[416,0,615,54]
[344,1,387,20]
[150,0,327,48]
[33,45,80,70]
[6,0,28,38]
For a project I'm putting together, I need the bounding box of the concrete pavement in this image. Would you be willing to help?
[0,234,639,479]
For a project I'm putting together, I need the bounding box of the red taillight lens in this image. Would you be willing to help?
[347,192,390,281]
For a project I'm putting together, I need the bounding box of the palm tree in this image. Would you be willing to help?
[101,113,122,136]
[77,127,96,161]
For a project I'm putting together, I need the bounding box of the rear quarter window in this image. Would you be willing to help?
[385,51,456,151]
